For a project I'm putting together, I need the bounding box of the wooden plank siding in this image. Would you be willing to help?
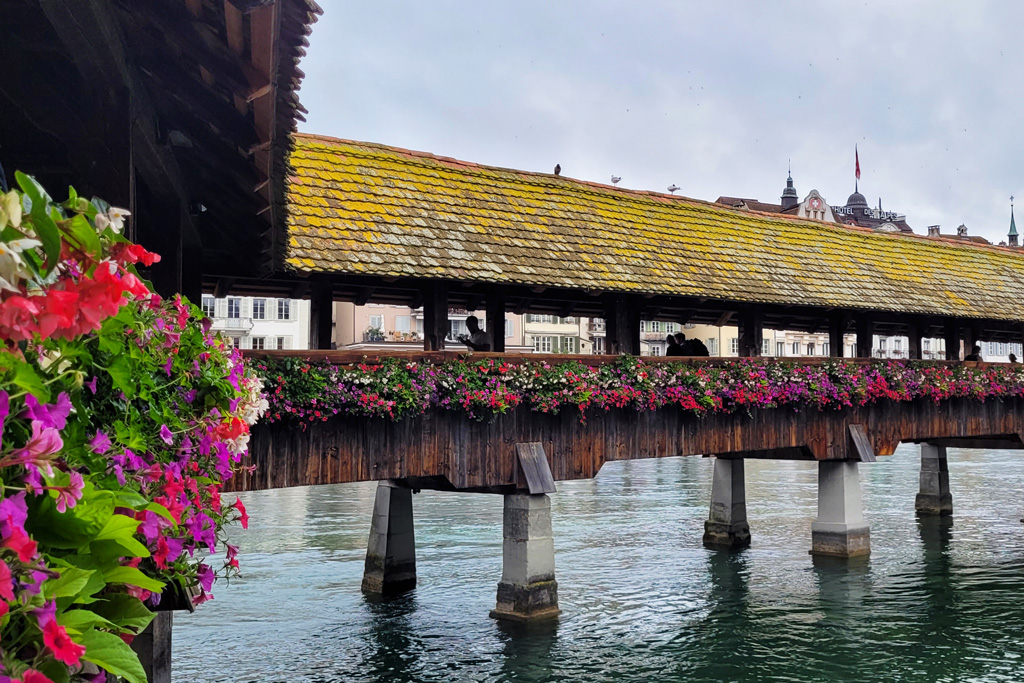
[228,394,1024,493]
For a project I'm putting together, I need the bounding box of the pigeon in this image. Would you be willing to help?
[667,184,680,194]
[611,175,621,185]
[554,164,561,175]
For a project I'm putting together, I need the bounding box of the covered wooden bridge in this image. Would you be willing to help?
[231,134,1024,621]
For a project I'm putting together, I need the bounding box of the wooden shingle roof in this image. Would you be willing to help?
[286,134,1024,324]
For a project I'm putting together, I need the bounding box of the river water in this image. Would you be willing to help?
[175,445,1024,682]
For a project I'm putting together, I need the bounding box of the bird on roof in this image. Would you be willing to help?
[667,184,680,194]
[611,175,621,185]
[554,164,561,176]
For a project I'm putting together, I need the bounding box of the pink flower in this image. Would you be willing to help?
[3,527,38,562]
[10,420,63,475]
[0,559,14,600]
[233,497,248,529]
[89,430,112,454]
[42,620,85,666]
[54,472,85,513]
[13,670,55,683]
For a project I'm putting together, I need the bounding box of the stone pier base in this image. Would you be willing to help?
[490,494,560,622]
[362,481,417,596]
[811,460,870,558]
[703,458,751,549]
[915,443,953,516]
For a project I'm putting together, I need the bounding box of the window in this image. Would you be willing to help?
[227,298,241,318]
[792,342,800,355]
[776,341,785,357]
[649,345,661,356]
[923,339,931,352]
[368,314,384,330]
[528,314,553,324]
[823,343,830,357]
[561,337,576,354]
[762,339,772,356]
[201,296,215,318]
[707,338,718,356]
[277,299,291,320]
[230,337,241,349]
[396,316,411,333]
[448,319,468,340]
[559,317,576,325]
[533,336,553,353]
[252,299,266,320]
[593,337,605,354]
[276,337,287,350]
[505,319,513,338]
[879,337,888,350]
[252,337,265,350]
[806,343,815,356]
[730,337,739,354]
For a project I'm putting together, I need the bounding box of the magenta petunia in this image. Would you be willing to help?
[159,424,173,446]
[89,430,112,454]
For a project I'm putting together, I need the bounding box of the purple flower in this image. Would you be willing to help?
[0,390,7,440]
[196,562,215,592]
[85,376,98,394]
[89,430,112,455]
[138,511,163,543]
[0,493,28,538]
[21,392,71,430]
[163,357,173,377]
[33,600,56,628]
[159,424,174,445]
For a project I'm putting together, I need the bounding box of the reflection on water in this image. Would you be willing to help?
[176,447,1024,682]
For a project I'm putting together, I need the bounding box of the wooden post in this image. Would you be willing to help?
[828,313,845,358]
[423,283,448,351]
[308,280,333,350]
[944,320,960,361]
[486,292,506,353]
[604,295,641,355]
[737,309,763,358]
[855,314,874,358]
[131,611,172,683]
[907,319,923,360]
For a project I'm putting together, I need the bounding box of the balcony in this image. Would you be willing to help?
[211,317,254,333]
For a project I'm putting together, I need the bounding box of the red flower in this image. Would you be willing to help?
[3,527,38,563]
[14,670,54,683]
[233,497,249,529]
[42,620,86,666]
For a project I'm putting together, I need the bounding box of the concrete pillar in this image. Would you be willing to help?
[132,611,172,683]
[362,481,416,596]
[490,494,560,622]
[811,461,870,557]
[703,458,751,548]
[915,443,953,515]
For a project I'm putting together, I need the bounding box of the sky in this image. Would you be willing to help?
[298,1,1024,244]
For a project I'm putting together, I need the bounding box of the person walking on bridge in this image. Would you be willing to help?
[964,344,983,362]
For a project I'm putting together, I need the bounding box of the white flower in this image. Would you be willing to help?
[0,191,22,229]
[95,207,131,234]
[0,238,40,291]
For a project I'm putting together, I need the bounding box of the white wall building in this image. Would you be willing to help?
[202,295,310,350]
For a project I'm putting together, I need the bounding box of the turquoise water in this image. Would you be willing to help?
[175,446,1024,682]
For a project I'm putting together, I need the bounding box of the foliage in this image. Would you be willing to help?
[253,354,1024,426]
[0,177,265,683]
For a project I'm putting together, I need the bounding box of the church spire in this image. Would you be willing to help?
[1010,196,1018,247]
[780,160,798,210]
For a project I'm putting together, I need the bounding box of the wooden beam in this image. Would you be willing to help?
[944,320,960,361]
[224,0,245,55]
[604,295,641,355]
[907,318,923,360]
[309,280,333,350]
[354,287,376,306]
[855,313,874,358]
[486,292,507,353]
[737,308,763,358]
[422,284,448,351]
[213,277,235,298]
[828,312,845,358]
[716,311,734,327]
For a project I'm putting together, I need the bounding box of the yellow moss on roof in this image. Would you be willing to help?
[286,133,1024,322]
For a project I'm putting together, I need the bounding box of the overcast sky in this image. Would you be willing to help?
[299,1,1024,244]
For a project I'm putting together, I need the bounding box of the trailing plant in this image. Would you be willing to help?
[253,354,1024,427]
[0,175,265,683]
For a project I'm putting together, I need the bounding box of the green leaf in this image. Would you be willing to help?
[79,628,149,683]
[94,514,139,542]
[15,171,61,270]
[58,609,115,632]
[25,489,113,549]
[91,594,155,633]
[35,660,71,683]
[114,490,150,509]
[145,501,177,526]
[68,213,101,257]
[90,537,151,561]
[107,355,136,398]
[12,362,50,401]
[102,566,164,593]
[44,567,95,600]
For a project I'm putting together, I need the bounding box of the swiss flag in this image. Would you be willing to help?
[855,146,861,181]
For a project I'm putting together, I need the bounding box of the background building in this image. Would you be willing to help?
[202,295,310,350]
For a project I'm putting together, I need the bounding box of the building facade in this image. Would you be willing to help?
[202,295,310,350]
